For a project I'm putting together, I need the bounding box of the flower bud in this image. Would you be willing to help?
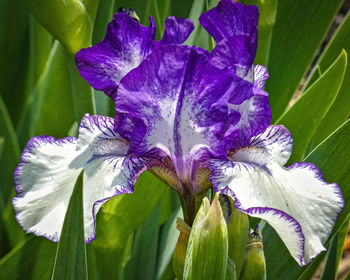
[219,195,249,278]
[26,0,96,53]
[183,193,228,280]
[173,217,191,280]
[240,225,266,280]
[226,257,237,280]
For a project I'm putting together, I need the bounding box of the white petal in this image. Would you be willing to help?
[209,126,344,265]
[212,159,343,265]
[14,114,149,242]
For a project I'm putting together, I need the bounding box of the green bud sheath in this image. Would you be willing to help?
[226,257,237,280]
[240,226,266,280]
[26,0,95,53]
[219,195,249,278]
[183,193,228,280]
[173,218,191,280]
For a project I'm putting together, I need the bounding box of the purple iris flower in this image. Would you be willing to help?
[13,0,343,266]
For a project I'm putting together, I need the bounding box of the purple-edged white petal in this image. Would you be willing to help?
[115,44,250,183]
[209,126,344,265]
[254,65,269,89]
[249,125,293,165]
[199,0,258,43]
[154,17,194,47]
[75,13,156,98]
[13,114,151,242]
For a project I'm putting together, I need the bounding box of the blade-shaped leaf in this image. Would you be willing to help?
[276,50,347,163]
[0,137,4,159]
[92,171,168,279]
[184,0,206,46]
[124,203,161,280]
[17,41,76,146]
[0,236,57,280]
[242,0,278,66]
[266,0,344,121]
[263,120,350,280]
[26,15,52,95]
[156,207,182,280]
[66,52,96,122]
[51,171,87,280]
[319,234,338,280]
[308,12,350,147]
[0,95,20,212]
[0,0,30,126]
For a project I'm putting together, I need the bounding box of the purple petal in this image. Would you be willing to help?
[209,35,256,80]
[227,84,271,149]
[13,114,152,242]
[154,17,194,47]
[75,13,156,98]
[115,45,247,182]
[199,0,259,43]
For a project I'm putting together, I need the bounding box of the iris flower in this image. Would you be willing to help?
[13,0,343,266]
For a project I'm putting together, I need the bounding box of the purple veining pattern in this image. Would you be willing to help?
[115,44,267,182]
[13,114,153,243]
[254,65,269,89]
[208,125,344,265]
[76,12,194,100]
[200,0,258,43]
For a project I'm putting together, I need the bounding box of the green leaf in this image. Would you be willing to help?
[297,252,325,280]
[0,0,30,126]
[336,215,350,271]
[25,15,52,99]
[51,171,87,280]
[242,0,278,66]
[92,171,168,279]
[25,0,94,54]
[263,120,350,280]
[276,50,347,163]
[184,0,206,46]
[0,137,4,159]
[65,51,96,122]
[92,0,115,45]
[319,234,338,280]
[266,0,344,121]
[0,95,20,212]
[156,207,182,280]
[17,41,76,146]
[124,203,161,280]
[309,12,350,147]
[0,236,57,280]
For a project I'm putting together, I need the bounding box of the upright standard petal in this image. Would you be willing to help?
[209,126,344,265]
[76,12,194,99]
[154,17,194,47]
[75,13,156,98]
[199,0,258,43]
[115,44,252,186]
[202,0,259,82]
[13,114,152,242]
